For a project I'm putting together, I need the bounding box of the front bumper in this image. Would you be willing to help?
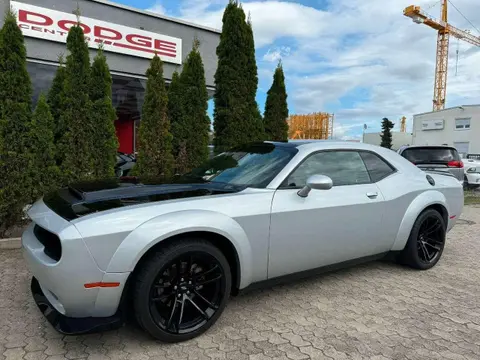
[22,200,131,319]
[31,277,124,335]
[465,173,480,185]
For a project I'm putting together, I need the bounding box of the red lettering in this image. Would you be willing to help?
[94,26,122,40]
[31,26,42,32]
[58,20,91,34]
[126,34,152,48]
[154,39,177,53]
[19,10,53,26]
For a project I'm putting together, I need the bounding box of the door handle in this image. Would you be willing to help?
[366,192,378,199]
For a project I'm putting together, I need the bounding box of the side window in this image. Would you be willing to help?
[286,151,371,187]
[359,151,395,182]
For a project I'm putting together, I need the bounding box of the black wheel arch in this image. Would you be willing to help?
[128,231,241,298]
[423,203,448,226]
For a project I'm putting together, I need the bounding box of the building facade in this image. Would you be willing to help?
[412,105,480,156]
[0,0,221,154]
[362,132,413,151]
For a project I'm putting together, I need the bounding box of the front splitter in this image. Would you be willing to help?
[31,277,124,335]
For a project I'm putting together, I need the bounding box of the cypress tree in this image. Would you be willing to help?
[47,55,67,146]
[264,62,289,142]
[213,1,264,153]
[30,94,60,201]
[58,22,94,183]
[89,45,118,178]
[380,117,395,149]
[0,10,34,235]
[168,70,184,160]
[135,55,174,178]
[179,39,210,170]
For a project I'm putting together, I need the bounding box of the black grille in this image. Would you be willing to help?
[33,225,62,261]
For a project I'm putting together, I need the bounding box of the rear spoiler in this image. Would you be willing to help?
[423,169,455,178]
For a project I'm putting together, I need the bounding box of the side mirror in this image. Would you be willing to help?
[297,174,333,198]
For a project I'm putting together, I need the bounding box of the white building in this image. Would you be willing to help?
[412,105,480,156]
[363,132,413,151]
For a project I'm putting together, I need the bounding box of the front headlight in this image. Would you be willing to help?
[467,167,478,173]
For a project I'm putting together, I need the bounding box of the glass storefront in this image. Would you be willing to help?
[26,61,147,154]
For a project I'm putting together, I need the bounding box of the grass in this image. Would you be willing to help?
[464,189,480,205]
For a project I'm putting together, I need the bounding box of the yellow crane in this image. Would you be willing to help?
[400,116,407,132]
[404,1,480,111]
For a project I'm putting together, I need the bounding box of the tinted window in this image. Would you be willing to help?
[401,147,460,164]
[188,143,297,188]
[359,152,395,182]
[286,151,370,187]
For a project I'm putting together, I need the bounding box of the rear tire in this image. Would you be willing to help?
[399,209,446,270]
[133,239,231,343]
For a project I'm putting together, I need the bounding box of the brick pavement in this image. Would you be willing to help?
[1,206,480,360]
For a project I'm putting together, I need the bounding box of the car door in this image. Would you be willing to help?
[267,150,389,279]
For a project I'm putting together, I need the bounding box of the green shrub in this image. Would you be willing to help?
[89,46,118,178]
[0,10,34,235]
[135,55,174,178]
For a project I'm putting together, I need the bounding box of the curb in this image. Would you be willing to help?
[0,238,21,250]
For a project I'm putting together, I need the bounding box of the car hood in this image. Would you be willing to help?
[43,175,246,221]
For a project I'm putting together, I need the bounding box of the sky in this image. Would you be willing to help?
[115,0,480,140]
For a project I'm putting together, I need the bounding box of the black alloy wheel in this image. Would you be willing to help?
[416,215,444,264]
[149,252,225,334]
[399,208,446,270]
[134,239,231,342]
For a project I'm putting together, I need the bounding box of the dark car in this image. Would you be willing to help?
[397,145,464,182]
[115,152,136,177]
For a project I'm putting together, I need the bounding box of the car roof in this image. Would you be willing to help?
[400,145,457,150]
[269,140,390,152]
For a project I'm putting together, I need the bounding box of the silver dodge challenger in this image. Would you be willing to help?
[22,141,464,342]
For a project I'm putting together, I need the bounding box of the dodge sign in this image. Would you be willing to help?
[11,1,182,64]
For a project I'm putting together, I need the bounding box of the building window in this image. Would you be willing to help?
[27,61,57,106]
[455,118,471,130]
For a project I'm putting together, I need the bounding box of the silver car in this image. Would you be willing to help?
[22,141,463,343]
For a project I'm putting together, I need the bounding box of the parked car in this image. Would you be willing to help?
[466,153,480,161]
[115,152,136,177]
[397,145,464,182]
[23,141,463,343]
[462,158,480,189]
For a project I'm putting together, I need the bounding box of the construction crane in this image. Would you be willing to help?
[400,116,407,132]
[404,1,480,111]
[287,113,334,140]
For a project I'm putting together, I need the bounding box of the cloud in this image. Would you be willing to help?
[148,0,480,138]
[147,1,166,14]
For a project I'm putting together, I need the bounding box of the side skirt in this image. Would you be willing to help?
[237,252,389,295]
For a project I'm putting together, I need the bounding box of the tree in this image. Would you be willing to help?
[179,39,210,170]
[168,70,185,161]
[380,117,395,149]
[57,21,94,183]
[135,55,174,178]
[30,94,60,201]
[89,45,118,178]
[213,1,264,153]
[264,62,289,141]
[47,55,67,147]
[0,10,34,235]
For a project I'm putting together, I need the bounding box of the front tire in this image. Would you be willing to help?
[133,239,231,343]
[399,209,446,270]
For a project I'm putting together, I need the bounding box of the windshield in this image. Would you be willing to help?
[187,143,297,188]
[401,147,460,164]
